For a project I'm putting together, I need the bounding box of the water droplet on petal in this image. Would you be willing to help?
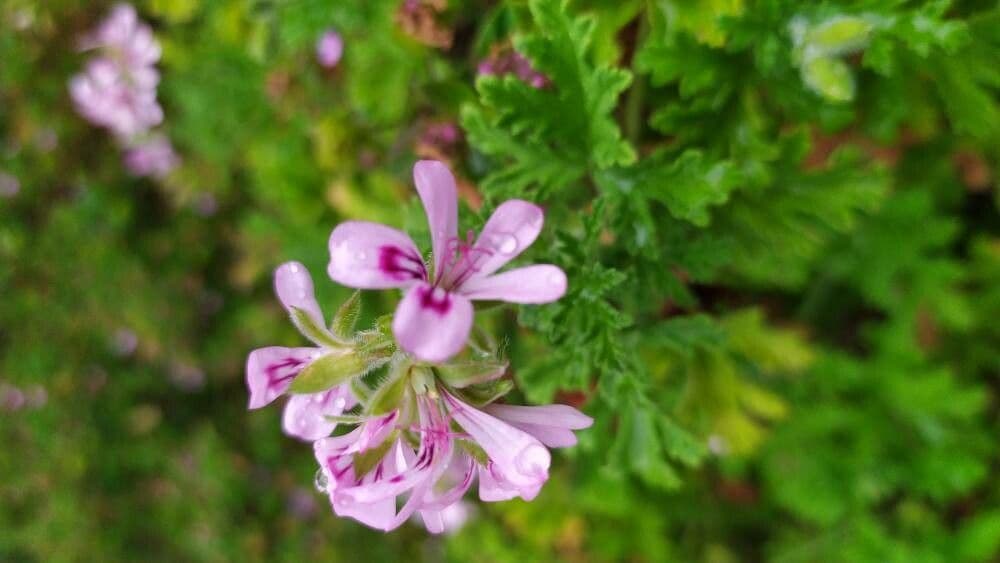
[333,397,346,410]
[314,468,329,493]
[355,250,367,262]
[492,233,518,255]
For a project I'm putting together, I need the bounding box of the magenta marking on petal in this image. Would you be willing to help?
[417,286,452,316]
[267,357,307,389]
[378,245,427,282]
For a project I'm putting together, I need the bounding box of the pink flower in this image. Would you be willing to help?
[69,4,163,141]
[327,160,567,362]
[314,398,467,531]
[123,134,178,178]
[69,57,163,139]
[316,30,344,68]
[312,382,591,532]
[82,3,161,68]
[0,172,19,198]
[246,262,361,441]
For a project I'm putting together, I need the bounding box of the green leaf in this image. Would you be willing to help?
[289,351,367,394]
[330,291,362,340]
[640,150,743,227]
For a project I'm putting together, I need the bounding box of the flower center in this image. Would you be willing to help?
[437,230,494,290]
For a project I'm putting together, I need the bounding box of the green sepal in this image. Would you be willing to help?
[323,413,370,425]
[289,351,366,394]
[467,324,500,357]
[290,307,346,349]
[457,438,489,466]
[353,431,397,477]
[435,358,508,388]
[410,366,436,395]
[451,378,514,407]
[350,378,373,405]
[366,360,410,415]
[330,291,362,340]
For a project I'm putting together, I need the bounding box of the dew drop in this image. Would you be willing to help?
[355,250,368,262]
[492,233,518,255]
[333,397,346,410]
[547,271,565,287]
[314,468,329,493]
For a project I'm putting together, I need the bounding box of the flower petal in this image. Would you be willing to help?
[281,386,356,441]
[504,423,578,448]
[445,392,551,501]
[458,264,567,303]
[413,160,458,281]
[483,403,593,429]
[328,221,426,289]
[246,347,321,409]
[477,465,519,502]
[392,283,473,362]
[469,200,545,279]
[485,404,591,448]
[274,261,325,327]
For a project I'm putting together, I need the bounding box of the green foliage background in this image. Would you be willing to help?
[2,0,999,561]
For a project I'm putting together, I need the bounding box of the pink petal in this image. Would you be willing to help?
[483,403,593,429]
[281,386,356,441]
[413,160,459,281]
[445,392,551,501]
[274,261,325,327]
[477,465,519,502]
[504,423,578,448]
[336,496,397,529]
[419,453,475,510]
[458,264,567,303]
[246,347,321,409]
[328,221,426,289]
[468,200,545,279]
[392,283,473,362]
[485,404,591,448]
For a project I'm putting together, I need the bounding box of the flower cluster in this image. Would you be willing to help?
[247,160,590,532]
[69,4,178,178]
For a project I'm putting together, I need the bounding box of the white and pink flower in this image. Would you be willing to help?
[313,385,591,533]
[246,262,363,441]
[327,160,567,362]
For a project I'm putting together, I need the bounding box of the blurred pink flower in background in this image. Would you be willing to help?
[124,134,178,178]
[0,171,20,198]
[316,30,344,68]
[69,4,179,178]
